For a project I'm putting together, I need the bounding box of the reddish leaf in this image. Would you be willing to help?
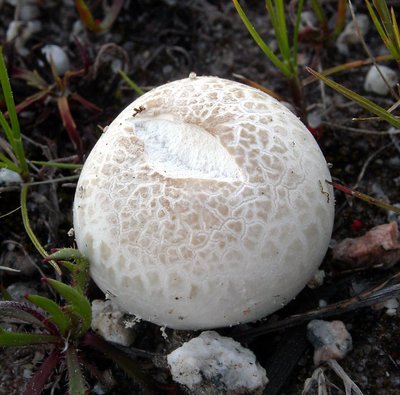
[57,95,83,157]
[70,93,102,113]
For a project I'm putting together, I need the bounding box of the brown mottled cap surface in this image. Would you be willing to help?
[73,76,334,329]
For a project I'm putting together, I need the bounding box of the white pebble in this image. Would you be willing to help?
[41,45,71,75]
[336,15,369,55]
[91,300,136,346]
[167,331,268,393]
[0,168,23,187]
[19,1,40,21]
[6,20,42,56]
[307,319,352,365]
[364,65,398,96]
[307,269,325,289]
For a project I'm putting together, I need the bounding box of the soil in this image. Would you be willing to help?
[0,1,400,394]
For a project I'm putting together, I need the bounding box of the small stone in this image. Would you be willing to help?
[19,1,40,21]
[364,65,398,96]
[373,297,399,316]
[1,250,36,277]
[307,319,352,365]
[336,15,369,55]
[7,282,39,302]
[6,20,42,56]
[332,222,400,268]
[0,168,23,187]
[167,330,268,394]
[41,45,71,75]
[91,299,136,347]
[307,269,325,289]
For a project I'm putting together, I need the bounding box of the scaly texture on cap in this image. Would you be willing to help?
[73,75,334,329]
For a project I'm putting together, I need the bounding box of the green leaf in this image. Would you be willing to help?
[47,248,90,292]
[66,346,87,395]
[306,67,400,129]
[0,328,59,347]
[26,294,71,335]
[46,279,91,336]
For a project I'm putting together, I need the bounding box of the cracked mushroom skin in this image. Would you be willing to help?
[73,76,334,330]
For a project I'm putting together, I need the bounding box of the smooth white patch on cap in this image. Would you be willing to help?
[131,116,243,181]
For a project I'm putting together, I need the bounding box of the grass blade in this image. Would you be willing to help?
[0,152,20,172]
[232,0,290,77]
[329,180,400,214]
[366,0,398,57]
[292,0,305,73]
[272,0,291,62]
[306,67,400,129]
[117,69,144,96]
[0,47,28,176]
[30,160,82,170]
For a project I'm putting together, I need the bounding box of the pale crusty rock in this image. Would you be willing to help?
[91,299,135,346]
[73,76,335,329]
[307,319,352,365]
[167,331,268,394]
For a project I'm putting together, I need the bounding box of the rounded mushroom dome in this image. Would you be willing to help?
[73,75,334,330]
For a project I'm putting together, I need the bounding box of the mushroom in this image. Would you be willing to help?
[73,75,334,330]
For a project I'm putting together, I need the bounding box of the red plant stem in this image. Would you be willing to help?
[22,349,61,395]
[0,300,60,336]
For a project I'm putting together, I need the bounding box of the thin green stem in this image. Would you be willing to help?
[232,0,290,77]
[20,184,61,274]
[117,69,144,96]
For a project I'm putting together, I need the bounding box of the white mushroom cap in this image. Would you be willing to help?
[73,75,334,330]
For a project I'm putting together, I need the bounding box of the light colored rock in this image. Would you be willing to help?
[7,282,38,302]
[91,299,136,346]
[19,0,40,21]
[41,45,71,75]
[364,65,398,96]
[307,269,325,289]
[336,15,369,55]
[6,20,42,56]
[373,297,399,316]
[167,330,268,394]
[0,168,23,187]
[307,319,352,365]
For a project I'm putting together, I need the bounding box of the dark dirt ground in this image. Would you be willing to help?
[1,1,400,394]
